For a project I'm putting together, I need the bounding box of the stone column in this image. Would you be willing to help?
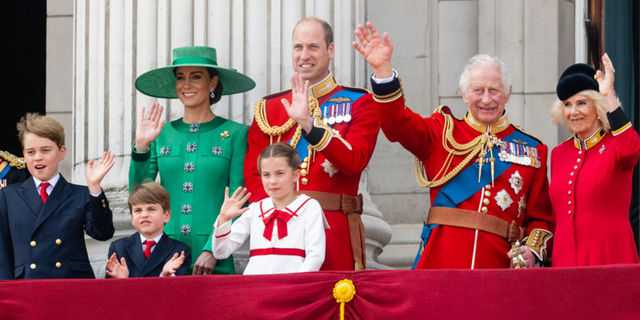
[72,0,392,275]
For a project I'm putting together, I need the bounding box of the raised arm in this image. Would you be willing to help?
[353,22,394,78]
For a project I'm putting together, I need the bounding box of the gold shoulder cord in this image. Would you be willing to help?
[414,113,497,188]
[0,151,26,170]
[254,97,321,148]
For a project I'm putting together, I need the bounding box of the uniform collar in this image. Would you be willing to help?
[573,127,606,150]
[309,71,338,99]
[464,111,510,134]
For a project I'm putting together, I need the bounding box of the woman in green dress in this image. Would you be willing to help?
[131,46,255,275]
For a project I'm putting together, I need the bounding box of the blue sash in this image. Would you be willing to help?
[289,88,366,162]
[412,129,540,268]
[0,164,10,180]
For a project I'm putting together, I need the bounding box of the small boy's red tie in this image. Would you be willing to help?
[143,240,156,259]
[40,182,50,203]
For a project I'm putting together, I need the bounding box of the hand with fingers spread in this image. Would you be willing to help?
[596,53,618,112]
[135,102,165,152]
[86,150,116,195]
[105,253,130,278]
[353,22,394,78]
[282,73,313,132]
[218,187,251,226]
[162,251,186,277]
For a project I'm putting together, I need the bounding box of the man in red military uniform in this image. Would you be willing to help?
[354,22,553,269]
[244,18,380,270]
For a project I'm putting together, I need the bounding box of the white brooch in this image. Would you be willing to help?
[509,171,524,195]
[494,189,513,211]
[517,196,526,218]
[599,144,605,154]
[321,159,339,177]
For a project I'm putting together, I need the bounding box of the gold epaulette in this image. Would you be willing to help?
[261,88,292,101]
[0,151,25,170]
[434,106,463,121]
[512,124,545,145]
[524,229,553,262]
[341,85,370,94]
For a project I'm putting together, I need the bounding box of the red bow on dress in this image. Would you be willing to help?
[263,209,293,241]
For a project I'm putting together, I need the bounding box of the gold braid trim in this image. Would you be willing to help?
[524,229,553,262]
[414,113,497,188]
[254,97,321,148]
[0,151,26,170]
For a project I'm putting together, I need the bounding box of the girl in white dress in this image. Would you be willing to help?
[211,142,326,274]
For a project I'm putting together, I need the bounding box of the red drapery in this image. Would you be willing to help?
[1,265,638,319]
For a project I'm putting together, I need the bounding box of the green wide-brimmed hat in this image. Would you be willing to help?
[135,46,255,98]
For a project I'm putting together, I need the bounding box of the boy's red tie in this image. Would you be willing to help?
[40,182,50,203]
[143,240,156,259]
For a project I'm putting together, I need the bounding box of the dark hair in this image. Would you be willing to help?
[257,142,300,173]
[294,17,334,48]
[205,67,223,105]
[17,113,65,149]
[128,182,171,213]
[172,67,223,105]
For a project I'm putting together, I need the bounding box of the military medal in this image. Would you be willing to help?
[344,103,352,122]
[517,196,526,218]
[336,103,344,123]
[494,189,513,211]
[509,171,524,194]
[328,105,336,125]
[323,105,329,124]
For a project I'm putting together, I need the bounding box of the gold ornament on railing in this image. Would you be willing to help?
[333,279,356,320]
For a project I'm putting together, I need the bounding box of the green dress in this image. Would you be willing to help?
[129,117,248,274]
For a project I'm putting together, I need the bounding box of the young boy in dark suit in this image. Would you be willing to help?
[0,113,115,279]
[106,182,190,278]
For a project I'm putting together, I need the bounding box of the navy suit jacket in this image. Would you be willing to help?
[106,232,191,278]
[0,175,114,280]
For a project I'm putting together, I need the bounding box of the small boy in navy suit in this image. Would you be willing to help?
[106,182,190,278]
[0,113,115,279]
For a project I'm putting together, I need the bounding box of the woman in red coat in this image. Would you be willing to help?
[550,54,640,267]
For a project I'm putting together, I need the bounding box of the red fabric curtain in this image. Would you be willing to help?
[1,265,638,319]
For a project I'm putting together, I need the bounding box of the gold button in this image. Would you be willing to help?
[300,169,308,176]
[577,159,581,163]
[568,211,572,215]
[103,204,106,208]
[484,191,491,197]
[30,264,36,270]
[56,239,62,245]
[568,181,572,185]
[568,201,572,205]
[578,151,582,155]
[30,241,36,247]
[483,198,490,205]
[56,262,62,268]
[485,185,491,190]
[300,162,308,169]
[568,191,571,195]
[301,178,308,185]
[570,172,574,176]
[481,207,488,213]
[574,165,578,169]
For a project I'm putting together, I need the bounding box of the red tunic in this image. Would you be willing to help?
[550,107,640,267]
[371,76,553,269]
[244,73,380,270]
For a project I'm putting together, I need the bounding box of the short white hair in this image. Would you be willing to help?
[550,89,612,133]
[459,54,511,95]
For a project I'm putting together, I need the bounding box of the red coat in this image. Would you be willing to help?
[371,76,553,269]
[244,73,380,270]
[550,107,640,267]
